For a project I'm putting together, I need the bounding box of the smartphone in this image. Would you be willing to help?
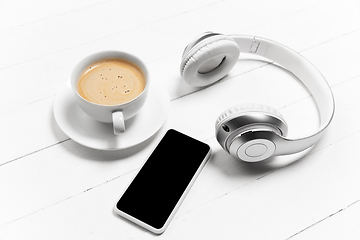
[114,129,211,234]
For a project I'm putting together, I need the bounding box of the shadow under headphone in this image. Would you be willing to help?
[180,32,335,162]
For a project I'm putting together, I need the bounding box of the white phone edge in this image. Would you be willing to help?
[113,136,212,234]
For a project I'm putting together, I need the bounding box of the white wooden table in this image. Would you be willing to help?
[1,0,360,239]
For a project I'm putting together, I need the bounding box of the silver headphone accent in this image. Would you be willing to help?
[215,103,288,162]
[180,32,335,162]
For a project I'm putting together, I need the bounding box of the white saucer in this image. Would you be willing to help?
[53,80,170,150]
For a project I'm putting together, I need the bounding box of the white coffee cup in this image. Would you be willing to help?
[70,51,149,135]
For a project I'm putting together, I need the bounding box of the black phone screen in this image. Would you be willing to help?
[115,129,211,230]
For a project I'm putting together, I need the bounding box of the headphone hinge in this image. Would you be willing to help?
[250,40,260,53]
[231,35,268,56]
[251,37,268,56]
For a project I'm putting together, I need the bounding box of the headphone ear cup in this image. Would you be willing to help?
[180,34,240,87]
[216,103,288,135]
[215,103,289,162]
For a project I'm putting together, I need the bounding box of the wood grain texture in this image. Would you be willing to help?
[1,0,360,239]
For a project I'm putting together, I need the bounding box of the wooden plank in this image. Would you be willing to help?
[1,115,359,239]
[1,0,360,239]
[289,200,360,239]
[4,16,359,165]
[0,66,358,234]
[0,0,111,30]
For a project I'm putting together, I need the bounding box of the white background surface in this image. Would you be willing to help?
[1,0,360,239]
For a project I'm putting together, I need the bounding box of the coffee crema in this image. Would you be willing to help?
[77,59,146,105]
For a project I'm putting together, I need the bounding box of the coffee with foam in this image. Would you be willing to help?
[78,59,146,105]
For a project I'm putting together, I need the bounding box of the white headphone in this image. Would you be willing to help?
[180,32,335,162]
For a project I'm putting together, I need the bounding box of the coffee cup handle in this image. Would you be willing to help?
[112,111,125,135]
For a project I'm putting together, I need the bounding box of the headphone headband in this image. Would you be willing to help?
[180,33,335,159]
[228,34,335,155]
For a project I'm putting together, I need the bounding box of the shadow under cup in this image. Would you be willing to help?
[70,51,149,135]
